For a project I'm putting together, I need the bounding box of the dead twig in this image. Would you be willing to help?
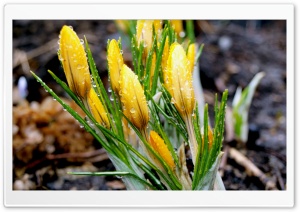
[228,147,277,190]
[225,107,235,142]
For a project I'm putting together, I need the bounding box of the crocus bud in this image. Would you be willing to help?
[149,131,175,169]
[164,43,195,117]
[119,64,149,130]
[59,25,91,99]
[87,88,110,129]
[187,43,196,73]
[136,20,153,56]
[107,39,124,94]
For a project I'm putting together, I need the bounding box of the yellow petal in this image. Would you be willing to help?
[59,25,91,99]
[136,20,153,55]
[149,131,175,169]
[107,39,124,94]
[208,126,214,150]
[187,43,196,73]
[165,43,195,117]
[201,126,214,151]
[119,64,149,130]
[87,88,110,129]
[170,20,184,37]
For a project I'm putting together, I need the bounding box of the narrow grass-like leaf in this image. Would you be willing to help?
[191,103,203,189]
[144,33,157,95]
[131,156,166,190]
[151,28,168,96]
[196,43,204,63]
[200,104,209,179]
[186,20,195,43]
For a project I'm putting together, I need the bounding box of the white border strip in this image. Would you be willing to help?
[4,3,294,207]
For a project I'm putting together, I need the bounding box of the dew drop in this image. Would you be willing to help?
[130,108,136,114]
[171,98,175,104]
[80,39,84,45]
[179,31,185,38]
[68,25,73,30]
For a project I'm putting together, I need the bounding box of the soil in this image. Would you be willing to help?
[12,20,286,190]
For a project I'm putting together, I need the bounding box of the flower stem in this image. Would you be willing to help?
[185,116,198,164]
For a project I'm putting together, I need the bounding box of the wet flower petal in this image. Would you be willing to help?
[107,39,124,94]
[119,64,149,130]
[149,131,175,169]
[87,88,110,129]
[164,42,195,117]
[187,43,196,73]
[59,25,91,99]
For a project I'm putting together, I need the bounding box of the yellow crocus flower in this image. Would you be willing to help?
[107,39,124,94]
[59,25,91,99]
[149,131,175,169]
[119,64,149,130]
[187,43,196,73]
[164,43,197,164]
[136,20,153,56]
[164,42,195,117]
[87,88,110,129]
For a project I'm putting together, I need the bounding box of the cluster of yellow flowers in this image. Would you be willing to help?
[57,21,218,189]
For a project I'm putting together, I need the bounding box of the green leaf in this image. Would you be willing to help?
[151,29,168,96]
[232,72,265,142]
[193,152,223,190]
[186,20,195,43]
